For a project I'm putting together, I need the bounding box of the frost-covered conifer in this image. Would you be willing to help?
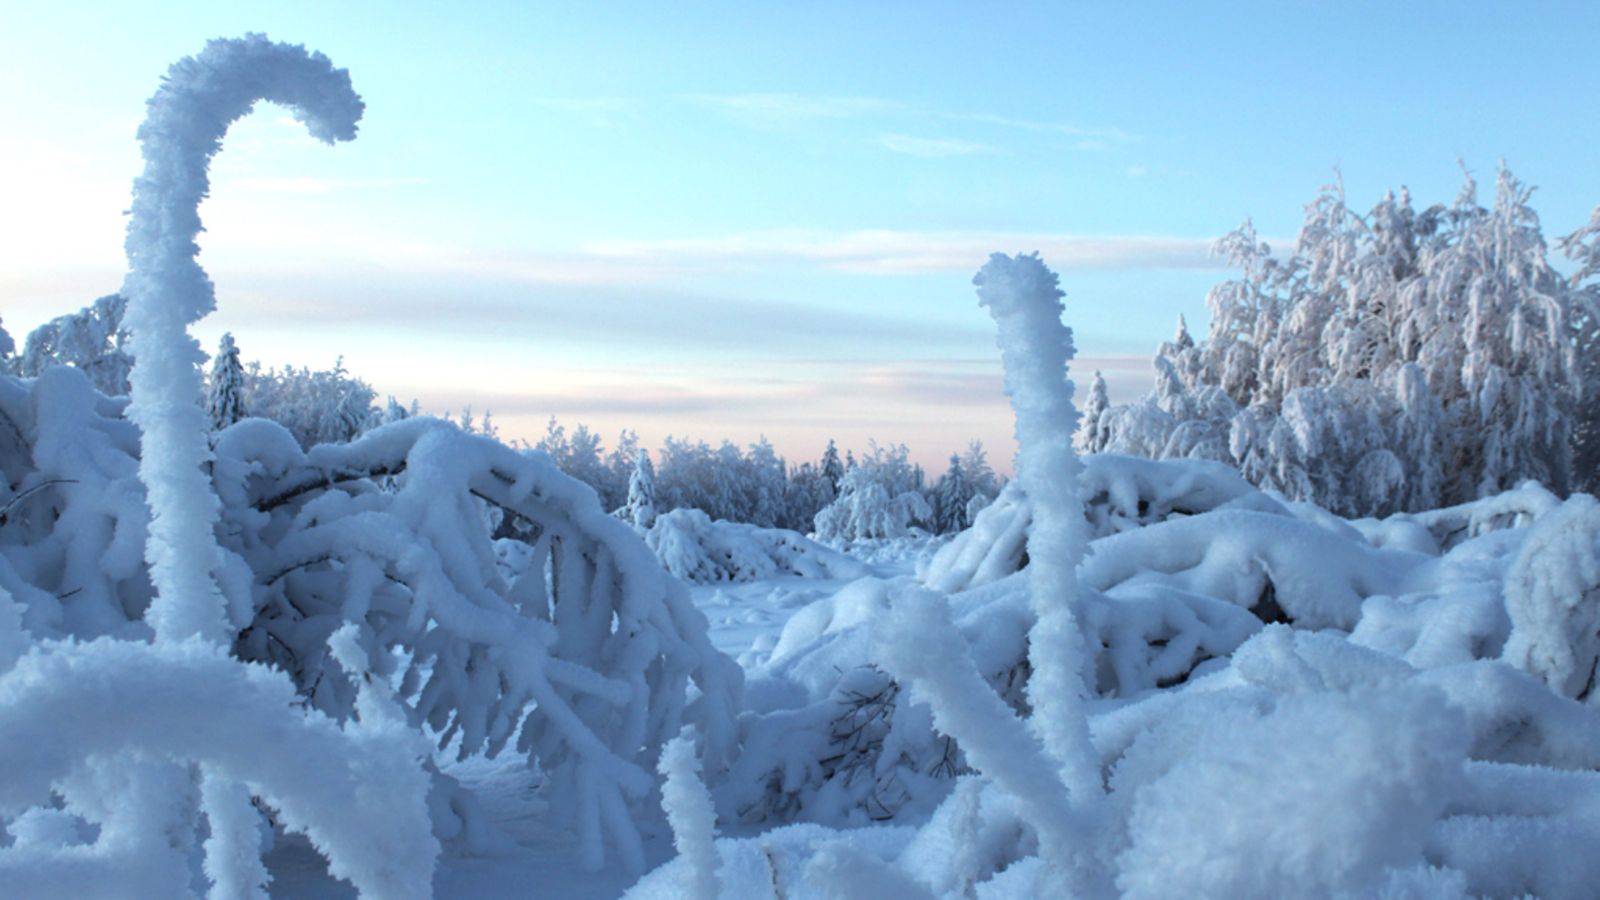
[821,439,845,495]
[625,449,658,528]
[205,332,245,431]
[931,454,971,534]
[1076,370,1111,454]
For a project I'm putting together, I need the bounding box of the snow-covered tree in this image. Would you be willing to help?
[1076,370,1112,453]
[18,294,133,397]
[931,454,973,534]
[624,449,658,528]
[959,440,1002,501]
[1099,165,1600,515]
[813,442,932,541]
[205,332,245,431]
[238,358,377,448]
[820,439,845,495]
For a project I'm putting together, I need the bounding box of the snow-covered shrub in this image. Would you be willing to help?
[1502,494,1600,701]
[922,453,1274,594]
[1099,167,1600,515]
[220,417,742,871]
[0,638,438,899]
[643,508,868,584]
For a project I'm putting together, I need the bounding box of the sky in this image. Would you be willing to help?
[5,1,1600,473]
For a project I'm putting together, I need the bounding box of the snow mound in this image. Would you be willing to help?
[644,508,869,584]
[921,453,1281,594]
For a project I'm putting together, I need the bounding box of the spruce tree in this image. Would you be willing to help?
[206,332,246,430]
[820,439,845,495]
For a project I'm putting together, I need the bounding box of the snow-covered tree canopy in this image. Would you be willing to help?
[1098,166,1600,515]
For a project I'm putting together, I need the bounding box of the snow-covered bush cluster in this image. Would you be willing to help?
[1089,168,1600,515]
[634,253,1600,900]
[643,508,869,585]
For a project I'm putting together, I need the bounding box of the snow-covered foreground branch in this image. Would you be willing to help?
[121,34,363,647]
[973,253,1103,815]
[0,638,435,899]
[0,34,749,896]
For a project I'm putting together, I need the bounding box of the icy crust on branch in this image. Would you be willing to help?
[0,638,435,899]
[643,507,869,584]
[121,34,363,646]
[223,417,742,871]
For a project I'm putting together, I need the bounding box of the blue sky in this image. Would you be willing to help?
[5,1,1600,471]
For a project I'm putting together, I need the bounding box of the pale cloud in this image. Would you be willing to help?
[877,133,1002,158]
[685,93,1130,153]
[582,230,1227,274]
[200,267,983,353]
[383,352,1154,475]
[937,111,1135,144]
[685,92,900,126]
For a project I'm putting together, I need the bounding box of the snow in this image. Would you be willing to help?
[13,32,1600,900]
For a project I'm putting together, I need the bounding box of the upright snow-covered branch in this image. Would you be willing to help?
[120,35,363,644]
[658,728,721,899]
[973,253,1102,806]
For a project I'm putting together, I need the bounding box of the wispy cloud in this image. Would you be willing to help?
[685,92,900,126]
[877,133,1002,158]
[938,111,1135,144]
[684,93,1131,153]
[208,267,982,353]
[582,229,1227,274]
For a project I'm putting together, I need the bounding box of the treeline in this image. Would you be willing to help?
[0,306,1006,537]
[532,419,1005,538]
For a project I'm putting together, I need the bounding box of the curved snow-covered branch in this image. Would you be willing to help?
[223,418,742,870]
[121,34,363,645]
[0,639,435,899]
[973,253,1106,819]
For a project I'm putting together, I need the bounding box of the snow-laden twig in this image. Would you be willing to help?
[973,253,1104,808]
[0,638,436,899]
[121,34,363,645]
[659,728,721,899]
[876,588,1088,881]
